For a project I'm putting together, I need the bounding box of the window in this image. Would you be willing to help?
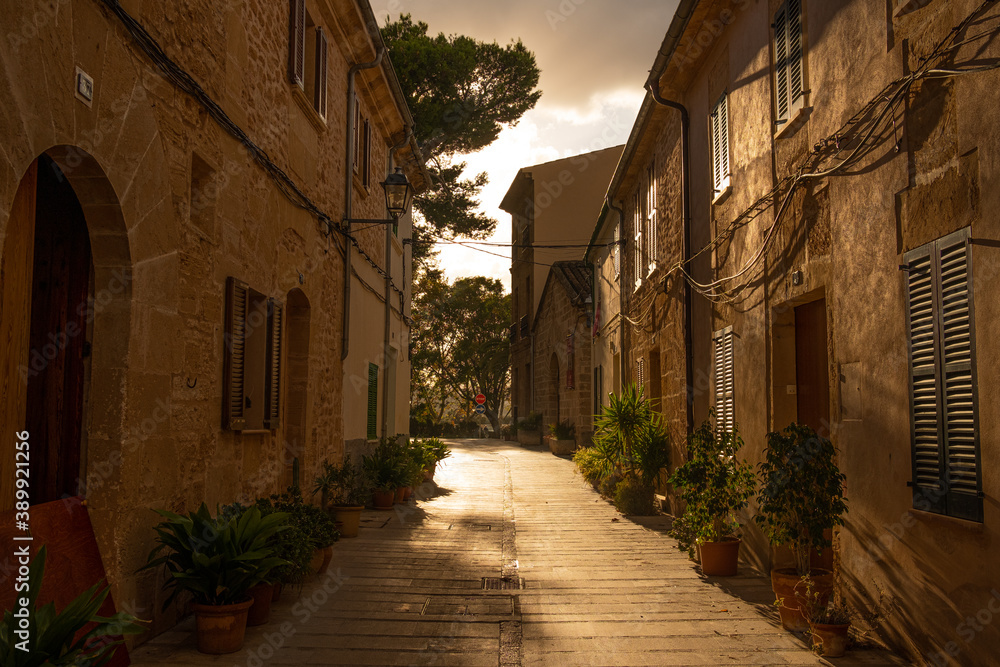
[646,160,657,273]
[367,362,379,440]
[288,1,328,119]
[774,0,805,126]
[224,277,283,431]
[613,221,620,278]
[713,327,735,433]
[636,357,645,390]
[904,228,982,522]
[710,94,731,196]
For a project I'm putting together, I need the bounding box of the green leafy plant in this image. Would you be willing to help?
[363,438,409,492]
[1,546,145,667]
[548,420,575,440]
[755,423,848,576]
[801,576,852,625]
[593,383,671,490]
[572,446,605,488]
[422,437,451,463]
[313,455,371,507]
[257,488,339,549]
[669,413,756,544]
[668,514,699,560]
[516,412,542,432]
[613,475,655,516]
[141,503,289,608]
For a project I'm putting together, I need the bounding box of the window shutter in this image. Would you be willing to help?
[905,229,981,521]
[633,193,642,286]
[264,299,283,429]
[637,358,645,390]
[711,95,729,193]
[363,119,372,189]
[714,328,735,432]
[787,0,804,108]
[288,0,305,89]
[367,362,378,440]
[613,223,620,277]
[353,97,361,173]
[774,4,790,122]
[314,27,328,118]
[223,277,249,430]
[647,161,657,270]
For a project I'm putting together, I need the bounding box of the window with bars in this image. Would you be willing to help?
[904,228,982,522]
[367,363,379,440]
[223,277,283,431]
[713,327,735,433]
[646,160,657,274]
[773,0,805,126]
[710,94,731,196]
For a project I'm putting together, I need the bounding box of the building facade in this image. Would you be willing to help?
[0,0,424,637]
[603,0,1000,662]
[502,146,623,427]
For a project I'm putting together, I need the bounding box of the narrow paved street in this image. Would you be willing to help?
[132,440,906,666]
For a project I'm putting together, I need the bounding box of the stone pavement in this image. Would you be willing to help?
[130,439,909,666]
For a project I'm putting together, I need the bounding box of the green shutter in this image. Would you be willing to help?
[904,228,982,521]
[367,362,378,440]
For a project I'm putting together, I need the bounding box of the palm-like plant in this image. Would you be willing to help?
[1,546,145,667]
[592,383,670,487]
[141,503,290,608]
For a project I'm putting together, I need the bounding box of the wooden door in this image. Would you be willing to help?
[794,298,830,433]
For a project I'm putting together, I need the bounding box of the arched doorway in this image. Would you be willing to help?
[284,288,311,488]
[1,148,132,510]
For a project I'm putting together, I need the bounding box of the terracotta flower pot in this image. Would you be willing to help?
[810,622,850,657]
[700,538,741,576]
[271,582,283,603]
[401,486,413,501]
[394,487,406,504]
[246,582,273,627]
[422,464,435,482]
[771,568,834,632]
[190,598,253,654]
[372,490,395,510]
[316,545,333,574]
[333,505,363,537]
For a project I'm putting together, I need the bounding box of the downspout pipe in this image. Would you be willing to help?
[342,45,385,362]
[382,127,414,437]
[606,196,627,395]
[646,79,694,436]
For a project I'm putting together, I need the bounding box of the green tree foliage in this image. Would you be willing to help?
[382,14,542,266]
[410,273,510,435]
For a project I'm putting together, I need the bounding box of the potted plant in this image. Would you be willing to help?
[668,413,755,576]
[755,423,848,631]
[314,454,371,537]
[364,441,407,510]
[547,420,577,455]
[2,545,145,666]
[802,580,853,658]
[141,503,289,654]
[421,437,451,481]
[516,412,542,446]
[257,488,339,578]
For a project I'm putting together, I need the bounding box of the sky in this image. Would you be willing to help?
[372,0,679,290]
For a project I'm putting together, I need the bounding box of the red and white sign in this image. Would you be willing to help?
[475,393,486,405]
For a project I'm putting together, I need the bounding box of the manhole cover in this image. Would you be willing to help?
[482,576,523,590]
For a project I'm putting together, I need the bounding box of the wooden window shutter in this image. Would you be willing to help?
[636,358,645,390]
[774,3,790,122]
[288,0,305,89]
[646,161,657,269]
[633,192,642,286]
[223,277,249,430]
[314,27,328,118]
[713,328,735,432]
[353,97,362,173]
[264,299,284,430]
[711,95,729,193]
[904,228,982,521]
[362,119,372,189]
[613,223,620,278]
[787,0,804,109]
[367,363,379,440]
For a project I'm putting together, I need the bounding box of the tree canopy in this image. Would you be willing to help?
[382,15,542,265]
[410,272,510,436]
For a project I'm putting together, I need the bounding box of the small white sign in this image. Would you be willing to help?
[75,68,94,106]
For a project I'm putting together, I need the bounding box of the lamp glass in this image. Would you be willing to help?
[382,168,412,219]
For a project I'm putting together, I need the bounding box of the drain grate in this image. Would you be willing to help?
[468,524,493,531]
[482,576,523,591]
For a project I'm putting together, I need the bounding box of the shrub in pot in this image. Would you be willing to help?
[591,383,671,515]
[755,423,847,631]
[668,413,755,576]
[314,455,371,537]
[420,437,451,480]
[141,503,289,653]
[2,545,145,666]
[256,488,339,577]
[364,440,407,509]
[547,420,577,455]
[801,579,853,658]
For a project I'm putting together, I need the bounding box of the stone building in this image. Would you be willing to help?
[502,146,622,428]
[604,0,1000,662]
[531,261,594,448]
[0,0,424,637]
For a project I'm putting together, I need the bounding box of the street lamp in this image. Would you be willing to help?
[344,167,413,226]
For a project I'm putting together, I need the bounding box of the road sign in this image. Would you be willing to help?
[474,404,486,414]
[475,393,486,405]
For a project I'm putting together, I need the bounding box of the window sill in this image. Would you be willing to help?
[774,105,811,140]
[909,508,984,533]
[712,184,732,205]
[291,85,327,132]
